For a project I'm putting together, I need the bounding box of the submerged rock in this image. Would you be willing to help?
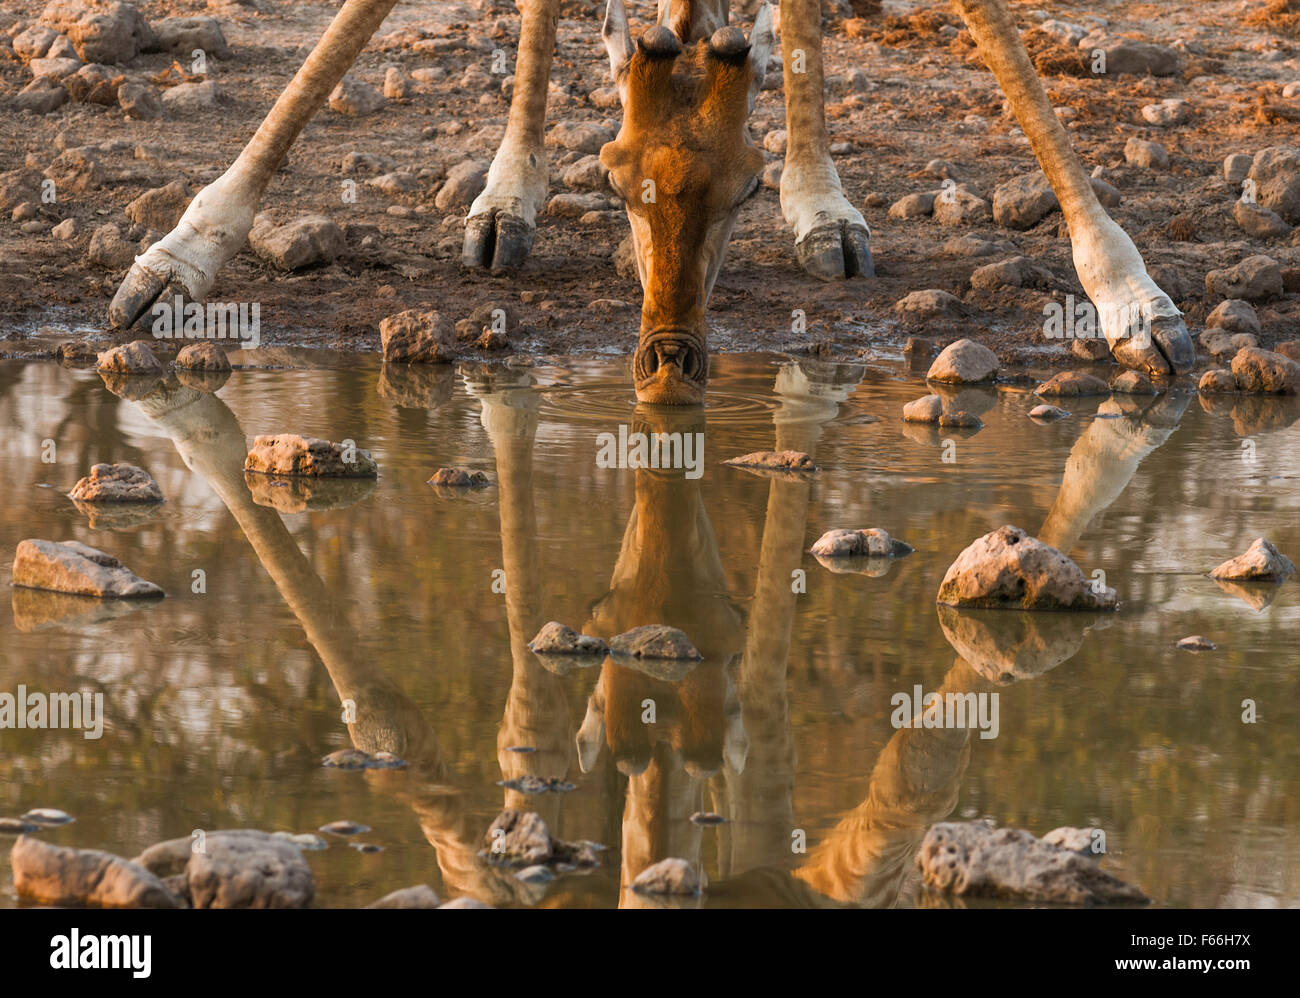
[630,857,700,896]
[810,528,913,559]
[68,463,162,503]
[21,808,75,826]
[480,810,602,869]
[1209,537,1295,582]
[1034,371,1109,397]
[926,338,999,384]
[1176,635,1216,652]
[1028,403,1070,420]
[497,775,577,795]
[527,621,608,656]
[0,818,39,835]
[319,820,370,836]
[428,467,489,488]
[12,539,163,598]
[608,625,701,661]
[689,812,727,826]
[722,450,817,472]
[321,748,407,770]
[134,829,314,909]
[902,394,943,423]
[916,822,1147,905]
[367,885,441,908]
[244,434,377,478]
[11,836,180,909]
[270,832,328,851]
[936,526,1117,610]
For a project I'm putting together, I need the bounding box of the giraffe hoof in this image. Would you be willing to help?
[795,221,874,281]
[1111,311,1195,377]
[109,262,194,332]
[462,209,534,273]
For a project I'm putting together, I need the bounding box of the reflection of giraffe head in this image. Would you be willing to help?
[601,0,772,405]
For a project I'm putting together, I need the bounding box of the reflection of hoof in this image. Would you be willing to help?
[937,604,1092,684]
[243,472,377,513]
[11,587,157,632]
[377,363,454,409]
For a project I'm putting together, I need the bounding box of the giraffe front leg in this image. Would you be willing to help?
[778,0,872,281]
[462,0,558,272]
[109,170,256,329]
[951,0,1193,375]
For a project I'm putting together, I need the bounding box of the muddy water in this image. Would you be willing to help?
[0,349,1296,908]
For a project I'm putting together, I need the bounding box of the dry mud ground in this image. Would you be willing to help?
[2,0,1300,370]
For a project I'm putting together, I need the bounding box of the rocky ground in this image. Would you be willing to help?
[2,0,1300,374]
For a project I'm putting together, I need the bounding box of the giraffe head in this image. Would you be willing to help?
[600,0,773,405]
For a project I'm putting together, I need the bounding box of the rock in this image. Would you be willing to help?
[153,16,229,58]
[1224,153,1252,185]
[992,172,1058,230]
[161,79,221,112]
[690,812,727,826]
[134,830,314,909]
[1276,340,1300,363]
[528,621,608,656]
[630,857,700,895]
[440,896,491,908]
[903,394,943,423]
[125,180,190,232]
[1231,347,1300,394]
[1233,200,1289,239]
[244,434,377,478]
[937,525,1117,610]
[1198,368,1236,393]
[896,289,964,321]
[516,864,554,885]
[1176,635,1216,651]
[545,191,611,218]
[14,76,70,113]
[271,832,328,851]
[722,450,817,472]
[40,0,157,64]
[96,339,162,372]
[11,836,179,908]
[328,75,384,115]
[434,158,487,210]
[1028,403,1069,420]
[483,810,552,866]
[1071,338,1113,362]
[22,808,75,826]
[175,341,231,370]
[68,463,161,502]
[1247,146,1300,224]
[63,63,122,104]
[52,217,78,239]
[321,748,373,770]
[916,821,1147,904]
[117,80,161,119]
[12,538,164,598]
[932,187,992,226]
[1095,40,1179,78]
[926,338,999,384]
[1206,299,1260,336]
[1109,370,1156,394]
[1209,537,1295,582]
[379,308,455,363]
[1040,827,1103,857]
[939,410,982,428]
[969,256,1052,290]
[1123,137,1168,169]
[319,820,369,836]
[562,154,608,190]
[0,818,39,835]
[382,66,409,99]
[1140,98,1186,126]
[609,624,701,661]
[428,467,488,487]
[86,222,135,269]
[13,26,68,61]
[249,214,345,271]
[547,120,613,154]
[1205,255,1282,302]
[367,885,441,908]
[888,192,935,219]
[1035,371,1110,397]
[810,528,913,558]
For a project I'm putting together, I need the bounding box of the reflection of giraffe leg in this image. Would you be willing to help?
[130,385,522,905]
[478,382,575,828]
[1039,394,1190,554]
